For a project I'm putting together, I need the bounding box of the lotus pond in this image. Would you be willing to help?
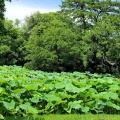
[0,65,120,119]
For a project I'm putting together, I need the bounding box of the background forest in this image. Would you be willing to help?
[0,0,120,76]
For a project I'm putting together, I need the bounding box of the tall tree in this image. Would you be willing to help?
[61,0,120,30]
[0,19,26,65]
[0,0,11,35]
[82,14,120,74]
[0,0,11,19]
[61,0,120,74]
[24,12,82,71]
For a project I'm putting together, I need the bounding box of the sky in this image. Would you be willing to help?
[5,0,62,21]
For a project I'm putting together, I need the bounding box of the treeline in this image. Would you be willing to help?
[0,0,120,76]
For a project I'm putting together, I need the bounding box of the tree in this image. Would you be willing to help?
[24,12,82,72]
[0,0,12,41]
[0,19,26,65]
[61,0,120,30]
[61,0,120,75]
[0,0,11,19]
[0,0,26,66]
[82,14,120,74]
[0,0,11,34]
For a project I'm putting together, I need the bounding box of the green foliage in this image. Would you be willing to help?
[0,20,26,66]
[0,66,120,119]
[0,0,11,19]
[81,14,120,74]
[24,12,82,71]
[0,0,120,76]
[0,0,11,38]
[61,0,120,75]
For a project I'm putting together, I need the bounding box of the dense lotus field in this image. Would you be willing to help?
[0,66,120,119]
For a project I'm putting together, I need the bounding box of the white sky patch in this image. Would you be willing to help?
[5,1,59,21]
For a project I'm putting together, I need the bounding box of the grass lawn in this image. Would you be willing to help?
[5,114,120,120]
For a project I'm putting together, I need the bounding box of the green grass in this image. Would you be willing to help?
[5,114,120,120]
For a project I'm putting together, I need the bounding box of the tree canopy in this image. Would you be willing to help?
[0,0,11,19]
[0,0,120,76]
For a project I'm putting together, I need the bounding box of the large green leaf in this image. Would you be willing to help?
[106,101,120,110]
[86,101,95,107]
[71,79,81,86]
[3,100,15,110]
[108,92,119,100]
[13,88,26,94]
[99,92,109,100]
[106,78,114,84]
[0,114,4,120]
[30,95,40,103]
[81,106,90,113]
[85,88,97,99]
[90,94,102,99]
[68,100,83,109]
[58,92,76,99]
[44,94,61,102]
[91,92,110,100]
[109,85,120,92]
[65,84,81,93]
[55,82,65,89]
[106,101,113,107]
[0,79,7,83]
[112,104,120,110]
[45,83,54,90]
[8,81,16,87]
[19,102,38,114]
[65,100,83,113]
[24,84,38,91]
[0,87,3,93]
